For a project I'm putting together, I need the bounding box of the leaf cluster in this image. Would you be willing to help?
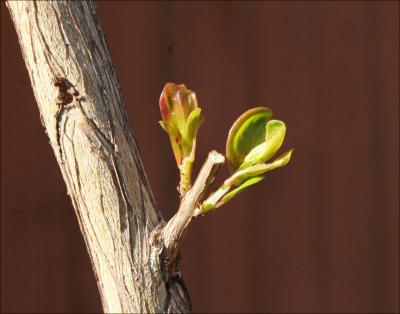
[159,83,293,214]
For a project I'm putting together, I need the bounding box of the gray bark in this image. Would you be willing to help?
[5,1,223,312]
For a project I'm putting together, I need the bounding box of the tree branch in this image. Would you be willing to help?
[6,1,191,313]
[161,151,225,261]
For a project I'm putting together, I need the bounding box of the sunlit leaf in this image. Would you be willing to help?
[225,149,293,187]
[159,82,204,195]
[239,120,286,169]
[183,108,203,145]
[201,184,231,214]
[159,120,168,133]
[217,176,265,207]
[226,107,273,171]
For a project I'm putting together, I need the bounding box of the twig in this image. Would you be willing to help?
[161,150,225,261]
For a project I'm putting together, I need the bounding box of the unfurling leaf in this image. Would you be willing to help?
[201,149,293,214]
[201,104,293,215]
[183,108,204,152]
[239,120,286,169]
[225,149,293,186]
[201,185,231,214]
[159,83,204,195]
[159,120,168,132]
[159,84,294,211]
[217,176,265,207]
[226,107,273,171]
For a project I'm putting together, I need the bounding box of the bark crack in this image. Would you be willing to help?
[33,2,64,76]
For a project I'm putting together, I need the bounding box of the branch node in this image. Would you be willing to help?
[160,150,225,267]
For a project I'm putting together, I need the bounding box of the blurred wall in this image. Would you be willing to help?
[1,1,399,313]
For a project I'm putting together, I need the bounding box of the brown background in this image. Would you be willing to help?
[1,1,399,313]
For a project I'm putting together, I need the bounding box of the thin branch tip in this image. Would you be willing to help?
[209,150,225,163]
[161,150,225,263]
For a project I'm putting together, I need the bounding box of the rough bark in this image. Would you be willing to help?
[6,1,224,313]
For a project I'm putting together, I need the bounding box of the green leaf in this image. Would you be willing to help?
[159,120,168,132]
[159,119,182,163]
[201,184,231,214]
[178,84,198,118]
[183,108,203,146]
[217,176,265,207]
[159,83,204,169]
[239,120,286,169]
[159,83,174,122]
[225,149,293,186]
[226,107,273,171]
[160,83,187,133]
[189,91,199,112]
[169,133,182,165]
